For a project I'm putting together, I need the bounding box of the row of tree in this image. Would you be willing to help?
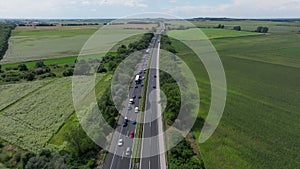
[159,35,205,169]
[0,61,57,83]
[0,23,16,60]
[215,24,269,33]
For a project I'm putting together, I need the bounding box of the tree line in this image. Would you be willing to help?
[160,35,205,169]
[0,23,16,60]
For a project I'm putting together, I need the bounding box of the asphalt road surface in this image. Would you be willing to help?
[139,34,164,169]
[102,23,165,169]
[102,35,160,169]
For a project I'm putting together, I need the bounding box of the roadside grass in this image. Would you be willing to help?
[49,73,112,146]
[168,30,300,169]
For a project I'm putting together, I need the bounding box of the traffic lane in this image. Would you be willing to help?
[108,76,144,169]
[104,36,156,169]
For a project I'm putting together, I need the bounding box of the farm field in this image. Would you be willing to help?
[0,53,109,69]
[2,26,148,64]
[168,28,260,40]
[0,75,106,152]
[166,20,300,34]
[167,28,300,168]
[0,80,53,111]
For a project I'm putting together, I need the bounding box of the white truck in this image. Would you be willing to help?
[135,75,140,84]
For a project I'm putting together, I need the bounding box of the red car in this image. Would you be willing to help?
[129,131,134,138]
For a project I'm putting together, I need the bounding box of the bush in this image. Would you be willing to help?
[35,61,45,68]
[63,69,74,77]
[18,64,28,71]
[233,26,241,31]
[26,72,35,81]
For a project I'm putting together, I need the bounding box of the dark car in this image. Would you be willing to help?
[153,86,156,89]
[131,120,137,125]
[154,75,157,78]
[122,120,127,127]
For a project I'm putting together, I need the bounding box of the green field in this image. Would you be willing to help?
[166,20,300,34]
[167,28,300,168]
[168,28,260,40]
[2,26,147,64]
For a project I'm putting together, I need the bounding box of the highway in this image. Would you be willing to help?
[140,32,166,169]
[102,23,165,169]
[102,44,152,169]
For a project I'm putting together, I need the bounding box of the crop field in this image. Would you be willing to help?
[168,28,300,168]
[166,20,300,34]
[2,26,147,64]
[168,28,260,40]
[0,78,74,151]
[0,80,52,110]
[0,75,105,152]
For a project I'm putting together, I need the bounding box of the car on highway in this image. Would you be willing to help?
[123,120,127,127]
[129,131,134,138]
[125,147,131,156]
[131,119,137,125]
[129,98,134,104]
[154,75,157,78]
[118,139,123,146]
[153,86,156,89]
[132,95,136,99]
[127,104,132,110]
[124,117,128,122]
[135,107,139,113]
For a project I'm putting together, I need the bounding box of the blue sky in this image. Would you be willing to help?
[0,0,299,19]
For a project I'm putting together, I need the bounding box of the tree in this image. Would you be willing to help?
[256,26,269,33]
[18,64,28,71]
[63,124,98,157]
[35,61,45,68]
[233,26,241,31]
[63,69,74,76]
[117,45,128,55]
[97,65,107,73]
[256,26,263,32]
[107,61,117,71]
[261,27,269,33]
[22,152,36,168]
[26,72,35,81]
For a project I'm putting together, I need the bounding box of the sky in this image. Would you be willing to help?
[0,0,299,19]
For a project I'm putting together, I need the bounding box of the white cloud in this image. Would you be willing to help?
[166,0,300,18]
[168,0,177,3]
[98,0,147,8]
